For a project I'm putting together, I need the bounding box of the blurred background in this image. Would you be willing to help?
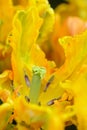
[48,0,68,8]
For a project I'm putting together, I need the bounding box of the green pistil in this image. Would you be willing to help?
[29,66,46,104]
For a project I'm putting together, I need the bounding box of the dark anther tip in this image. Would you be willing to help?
[24,74,30,87]
[0,99,3,105]
[12,119,17,125]
[25,96,30,103]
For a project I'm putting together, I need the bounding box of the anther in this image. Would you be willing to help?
[44,75,54,92]
[47,98,56,106]
[47,97,61,106]
[0,99,3,105]
[24,74,30,87]
[25,96,30,103]
[12,119,17,125]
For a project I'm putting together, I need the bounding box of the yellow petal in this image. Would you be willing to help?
[0,0,14,42]
[14,96,64,130]
[0,103,13,129]
[10,7,42,94]
[55,30,87,81]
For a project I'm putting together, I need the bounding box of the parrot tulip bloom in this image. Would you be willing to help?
[0,0,87,130]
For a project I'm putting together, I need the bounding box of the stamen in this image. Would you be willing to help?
[25,96,30,103]
[44,75,54,92]
[47,98,56,106]
[0,99,3,105]
[24,74,30,87]
[12,119,17,125]
[12,112,14,115]
[47,97,61,106]
[38,102,41,106]
[10,80,15,91]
